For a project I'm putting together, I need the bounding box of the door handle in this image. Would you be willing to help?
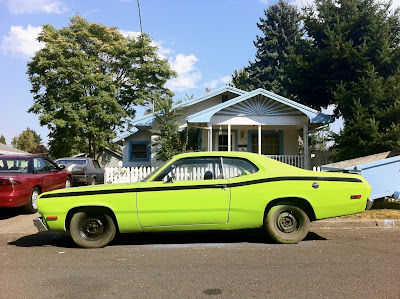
[215,184,227,191]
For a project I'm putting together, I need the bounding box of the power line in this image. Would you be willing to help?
[137,0,143,34]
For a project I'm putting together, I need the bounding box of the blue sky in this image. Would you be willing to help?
[2,0,397,145]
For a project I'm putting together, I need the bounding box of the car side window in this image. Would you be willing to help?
[33,158,48,173]
[93,160,101,169]
[153,157,223,182]
[43,159,59,172]
[221,157,259,179]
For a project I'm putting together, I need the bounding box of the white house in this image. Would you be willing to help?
[114,87,333,169]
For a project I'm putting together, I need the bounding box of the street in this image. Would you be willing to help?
[0,210,399,299]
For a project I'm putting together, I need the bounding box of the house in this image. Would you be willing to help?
[114,87,333,169]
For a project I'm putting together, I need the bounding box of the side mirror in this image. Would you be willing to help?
[58,165,66,170]
[164,174,175,184]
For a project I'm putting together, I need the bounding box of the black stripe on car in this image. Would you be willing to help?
[39,176,362,199]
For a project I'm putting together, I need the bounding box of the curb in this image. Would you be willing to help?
[311,219,400,229]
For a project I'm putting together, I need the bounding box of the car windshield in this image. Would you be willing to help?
[57,159,87,165]
[0,158,30,173]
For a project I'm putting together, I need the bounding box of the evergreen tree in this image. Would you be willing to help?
[286,0,400,118]
[0,135,5,144]
[230,68,253,91]
[246,0,302,96]
[151,98,188,161]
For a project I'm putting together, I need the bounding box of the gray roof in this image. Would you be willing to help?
[0,144,30,155]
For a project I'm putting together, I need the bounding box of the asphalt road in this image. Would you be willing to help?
[1,210,400,298]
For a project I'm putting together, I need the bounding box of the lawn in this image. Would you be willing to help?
[339,199,400,219]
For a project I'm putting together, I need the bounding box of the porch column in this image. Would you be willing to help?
[208,126,213,151]
[227,124,231,152]
[258,124,262,155]
[303,125,309,169]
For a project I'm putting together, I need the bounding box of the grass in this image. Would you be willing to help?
[338,199,400,219]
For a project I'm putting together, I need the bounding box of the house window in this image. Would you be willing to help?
[222,94,229,103]
[215,132,236,151]
[251,133,281,155]
[129,141,150,161]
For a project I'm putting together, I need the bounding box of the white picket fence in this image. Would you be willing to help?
[105,166,242,184]
[105,166,156,184]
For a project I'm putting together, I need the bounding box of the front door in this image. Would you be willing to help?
[137,157,230,227]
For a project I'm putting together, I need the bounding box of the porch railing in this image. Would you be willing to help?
[266,155,305,169]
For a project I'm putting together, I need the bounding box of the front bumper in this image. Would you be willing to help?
[33,217,48,232]
[366,198,375,210]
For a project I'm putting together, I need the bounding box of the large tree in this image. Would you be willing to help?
[28,16,176,159]
[0,135,5,144]
[286,0,400,118]
[244,0,303,96]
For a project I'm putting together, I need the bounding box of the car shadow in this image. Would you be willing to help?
[0,208,24,220]
[8,230,327,248]
[8,231,77,248]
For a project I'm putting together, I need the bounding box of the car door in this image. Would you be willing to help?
[137,157,231,228]
[33,157,56,192]
[43,158,66,190]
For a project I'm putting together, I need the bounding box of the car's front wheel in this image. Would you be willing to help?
[70,210,116,248]
[264,204,310,244]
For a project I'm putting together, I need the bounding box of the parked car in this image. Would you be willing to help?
[55,157,104,186]
[0,155,72,213]
[34,152,371,248]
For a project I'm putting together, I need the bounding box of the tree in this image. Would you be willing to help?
[286,0,400,118]
[151,98,188,161]
[230,68,253,91]
[12,130,38,153]
[246,0,303,96]
[27,15,176,159]
[0,135,5,144]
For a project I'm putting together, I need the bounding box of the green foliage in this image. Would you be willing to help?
[151,98,189,161]
[286,0,400,117]
[0,135,5,144]
[230,68,254,91]
[246,0,303,96]
[27,15,176,159]
[12,130,38,153]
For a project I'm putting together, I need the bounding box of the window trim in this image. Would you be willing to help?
[129,141,150,162]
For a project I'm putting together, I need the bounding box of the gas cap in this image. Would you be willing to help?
[312,182,319,189]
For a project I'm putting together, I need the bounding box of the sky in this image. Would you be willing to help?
[1,0,399,146]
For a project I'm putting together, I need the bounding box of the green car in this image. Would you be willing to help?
[34,152,372,248]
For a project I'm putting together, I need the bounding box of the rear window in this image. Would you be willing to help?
[0,158,30,173]
[56,159,87,165]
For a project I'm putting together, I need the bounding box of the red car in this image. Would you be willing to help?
[0,155,72,213]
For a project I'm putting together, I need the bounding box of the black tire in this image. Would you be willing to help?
[264,204,310,244]
[24,187,40,214]
[70,210,116,248]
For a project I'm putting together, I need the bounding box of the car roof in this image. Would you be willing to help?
[0,154,43,159]
[56,157,90,160]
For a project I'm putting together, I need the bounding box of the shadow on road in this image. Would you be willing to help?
[8,231,77,248]
[8,230,327,248]
[0,208,24,220]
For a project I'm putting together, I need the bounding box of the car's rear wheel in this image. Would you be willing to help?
[264,204,310,244]
[24,187,39,214]
[70,210,116,248]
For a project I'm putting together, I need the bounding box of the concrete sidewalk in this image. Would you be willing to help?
[311,219,400,229]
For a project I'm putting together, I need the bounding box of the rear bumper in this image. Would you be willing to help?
[33,217,48,232]
[0,191,30,207]
[366,198,375,210]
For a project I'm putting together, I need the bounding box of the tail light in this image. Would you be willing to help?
[0,178,22,191]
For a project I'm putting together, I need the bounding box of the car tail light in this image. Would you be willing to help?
[0,178,22,191]
[350,195,362,199]
[0,178,13,187]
